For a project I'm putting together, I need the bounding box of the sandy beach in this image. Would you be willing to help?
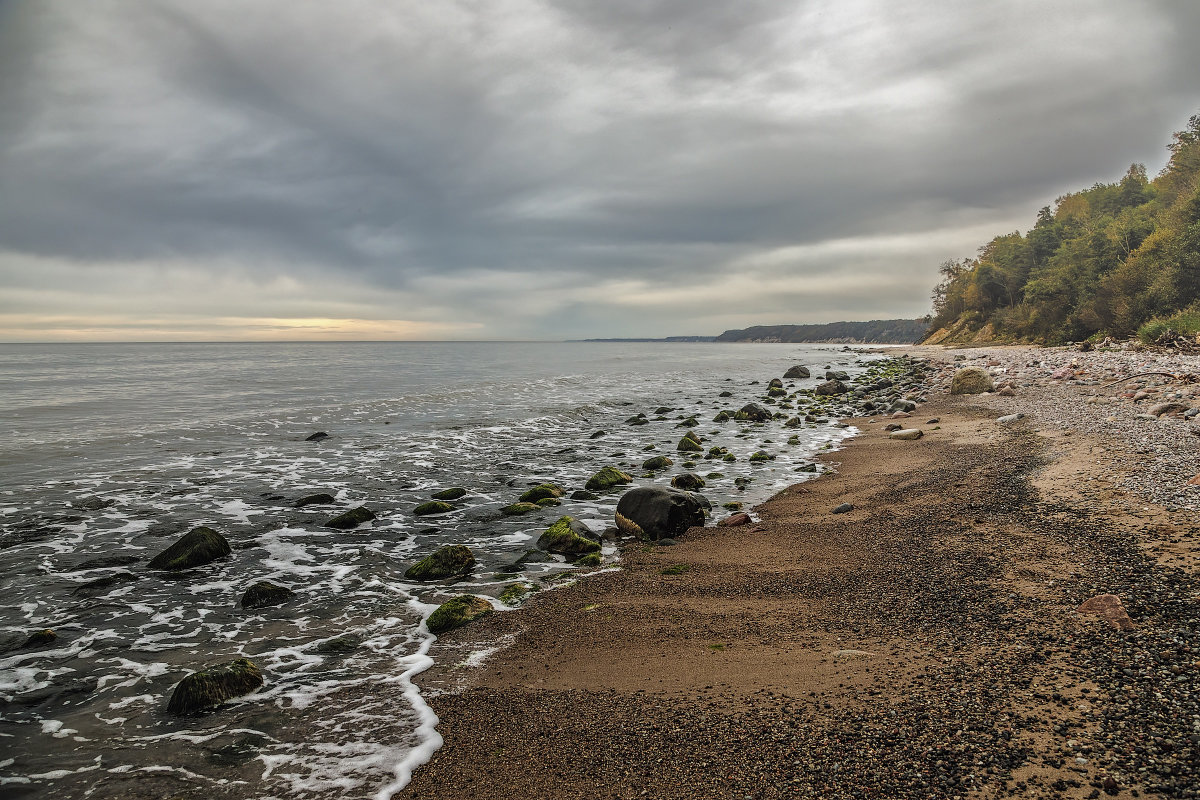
[396,345,1200,800]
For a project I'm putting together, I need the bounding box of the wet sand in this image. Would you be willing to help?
[396,370,1200,799]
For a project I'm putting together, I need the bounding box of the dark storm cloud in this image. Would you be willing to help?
[0,0,1198,339]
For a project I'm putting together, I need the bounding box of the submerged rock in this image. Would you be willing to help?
[67,554,140,572]
[240,581,294,609]
[518,483,565,504]
[427,595,492,635]
[950,367,994,395]
[294,492,336,508]
[615,487,707,541]
[323,506,376,529]
[537,516,601,556]
[413,500,456,516]
[20,629,57,649]
[404,544,476,580]
[569,490,599,501]
[72,570,139,595]
[431,487,468,501]
[148,526,232,571]
[316,634,361,654]
[500,502,541,516]
[305,432,330,442]
[499,582,537,606]
[167,658,263,715]
[584,466,633,491]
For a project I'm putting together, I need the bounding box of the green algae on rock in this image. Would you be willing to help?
[404,544,476,581]
[431,487,468,501]
[642,455,674,470]
[426,595,492,635]
[536,516,601,556]
[498,582,537,606]
[414,500,456,516]
[584,466,632,491]
[323,506,376,529]
[500,502,541,516]
[148,526,232,571]
[518,483,565,504]
[166,658,263,715]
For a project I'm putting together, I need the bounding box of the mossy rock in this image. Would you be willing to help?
[767,386,787,397]
[749,451,774,463]
[413,501,455,516]
[670,473,706,491]
[316,634,361,654]
[498,582,537,606]
[722,453,737,462]
[573,552,602,567]
[676,436,703,453]
[734,403,772,422]
[426,595,492,635]
[712,410,732,423]
[323,506,376,529]
[570,490,599,501]
[536,516,601,556]
[148,526,232,571]
[294,492,335,508]
[950,367,995,395]
[240,581,294,609]
[722,501,743,511]
[431,487,467,501]
[642,455,674,470]
[675,417,699,428]
[500,502,541,516]
[518,483,565,504]
[535,497,562,507]
[584,466,633,491]
[625,415,649,426]
[787,435,801,445]
[404,544,476,580]
[20,629,57,649]
[706,472,724,479]
[167,658,263,715]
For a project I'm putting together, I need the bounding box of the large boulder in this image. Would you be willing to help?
[585,466,633,491]
[536,516,601,556]
[427,595,492,635]
[404,544,476,580]
[784,366,810,379]
[615,487,707,541]
[166,658,263,715]
[518,483,565,504]
[950,367,994,395]
[240,581,294,609]
[813,379,848,396]
[148,526,232,571]
[734,403,772,422]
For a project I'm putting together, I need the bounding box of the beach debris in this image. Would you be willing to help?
[1076,593,1136,630]
[584,466,633,491]
[240,581,294,609]
[148,526,232,570]
[536,516,601,556]
[888,429,924,440]
[615,486,707,541]
[413,500,456,516]
[404,544,476,581]
[323,506,376,529]
[832,503,853,514]
[996,413,1025,424]
[432,487,468,501]
[784,365,810,378]
[427,595,492,635]
[167,658,263,715]
[950,367,995,394]
[718,512,752,527]
[304,431,329,442]
[294,492,335,508]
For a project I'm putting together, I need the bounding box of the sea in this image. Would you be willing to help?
[0,341,886,799]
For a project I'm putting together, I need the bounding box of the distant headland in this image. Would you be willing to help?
[578,319,927,344]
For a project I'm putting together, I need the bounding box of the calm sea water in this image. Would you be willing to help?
[0,341,881,799]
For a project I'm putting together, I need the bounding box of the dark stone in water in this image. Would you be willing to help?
[518,484,565,504]
[589,430,606,439]
[294,492,336,508]
[72,570,139,595]
[323,506,376,529]
[316,634,361,654]
[413,501,455,516]
[427,595,491,635]
[431,487,468,501]
[305,431,330,442]
[207,734,270,766]
[20,629,57,649]
[615,487,707,541]
[148,526,232,571]
[67,554,140,572]
[734,403,772,422]
[570,490,599,501]
[784,365,810,379]
[167,658,263,715]
[404,544,476,580]
[13,676,98,707]
[670,473,706,491]
[240,581,294,609]
[71,496,114,512]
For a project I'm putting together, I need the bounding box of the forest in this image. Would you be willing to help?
[716,319,927,344]
[925,113,1200,345]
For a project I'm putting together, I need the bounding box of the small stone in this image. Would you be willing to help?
[305,432,329,442]
[832,503,853,514]
[413,501,455,516]
[323,507,376,529]
[294,492,336,508]
[888,429,923,440]
[718,513,752,527]
[431,487,468,501]
[20,629,57,649]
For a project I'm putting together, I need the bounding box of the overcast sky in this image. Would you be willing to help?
[1,0,1198,341]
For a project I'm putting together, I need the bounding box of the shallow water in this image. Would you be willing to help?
[0,341,882,798]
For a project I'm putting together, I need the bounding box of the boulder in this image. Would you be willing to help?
[500,502,540,516]
[148,526,232,571]
[889,429,924,440]
[784,366,810,379]
[642,455,674,470]
[305,432,329,442]
[404,544,476,580]
[518,483,565,504]
[748,451,774,463]
[825,370,850,381]
[413,501,455,516]
[718,513,752,527]
[427,595,492,635]
[814,379,848,396]
[323,507,376,529]
[240,581,294,609]
[614,487,707,541]
[767,378,784,389]
[670,473,705,491]
[584,466,633,491]
[294,493,335,508]
[1149,402,1189,418]
[166,658,263,715]
[734,403,772,422]
[950,368,994,395]
[536,516,601,556]
[431,487,468,501]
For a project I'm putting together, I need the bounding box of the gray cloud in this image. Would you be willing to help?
[1,0,1198,340]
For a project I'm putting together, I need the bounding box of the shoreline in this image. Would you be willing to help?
[394,345,1200,800]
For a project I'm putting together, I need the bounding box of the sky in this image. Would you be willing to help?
[1,1,1199,341]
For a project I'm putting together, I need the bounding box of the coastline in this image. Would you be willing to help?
[393,345,1200,800]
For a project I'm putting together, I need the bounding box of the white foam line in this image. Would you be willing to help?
[374,598,442,800]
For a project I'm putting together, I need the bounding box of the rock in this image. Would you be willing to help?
[569,490,599,501]
[426,595,492,635]
[670,473,705,490]
[718,512,752,527]
[767,378,784,389]
[832,503,853,514]
[294,493,336,508]
[535,497,561,507]
[1149,402,1189,417]
[734,403,772,422]
[71,496,114,511]
[996,413,1025,424]
[889,399,917,413]
[825,370,850,381]
[323,506,376,529]
[748,451,773,463]
[614,487,707,541]
[712,410,732,422]
[404,544,476,580]
[499,549,550,571]
[624,415,648,426]
[413,501,455,516]
[997,387,1016,397]
[950,367,994,394]
[305,432,329,442]
[537,516,601,556]
[166,658,263,715]
[675,416,700,428]
[67,555,140,572]
[589,430,606,439]
[240,581,294,609]
[573,552,601,567]
[148,526,232,570]
[518,483,565,504]
[642,455,674,470]
[888,429,924,440]
[500,501,541,516]
[784,366,810,379]
[1077,593,1135,630]
[72,570,139,595]
[431,487,468,501]
[498,582,536,606]
[767,386,787,397]
[813,379,848,396]
[584,466,633,491]
[718,390,733,397]
[315,634,360,655]
[20,629,57,649]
